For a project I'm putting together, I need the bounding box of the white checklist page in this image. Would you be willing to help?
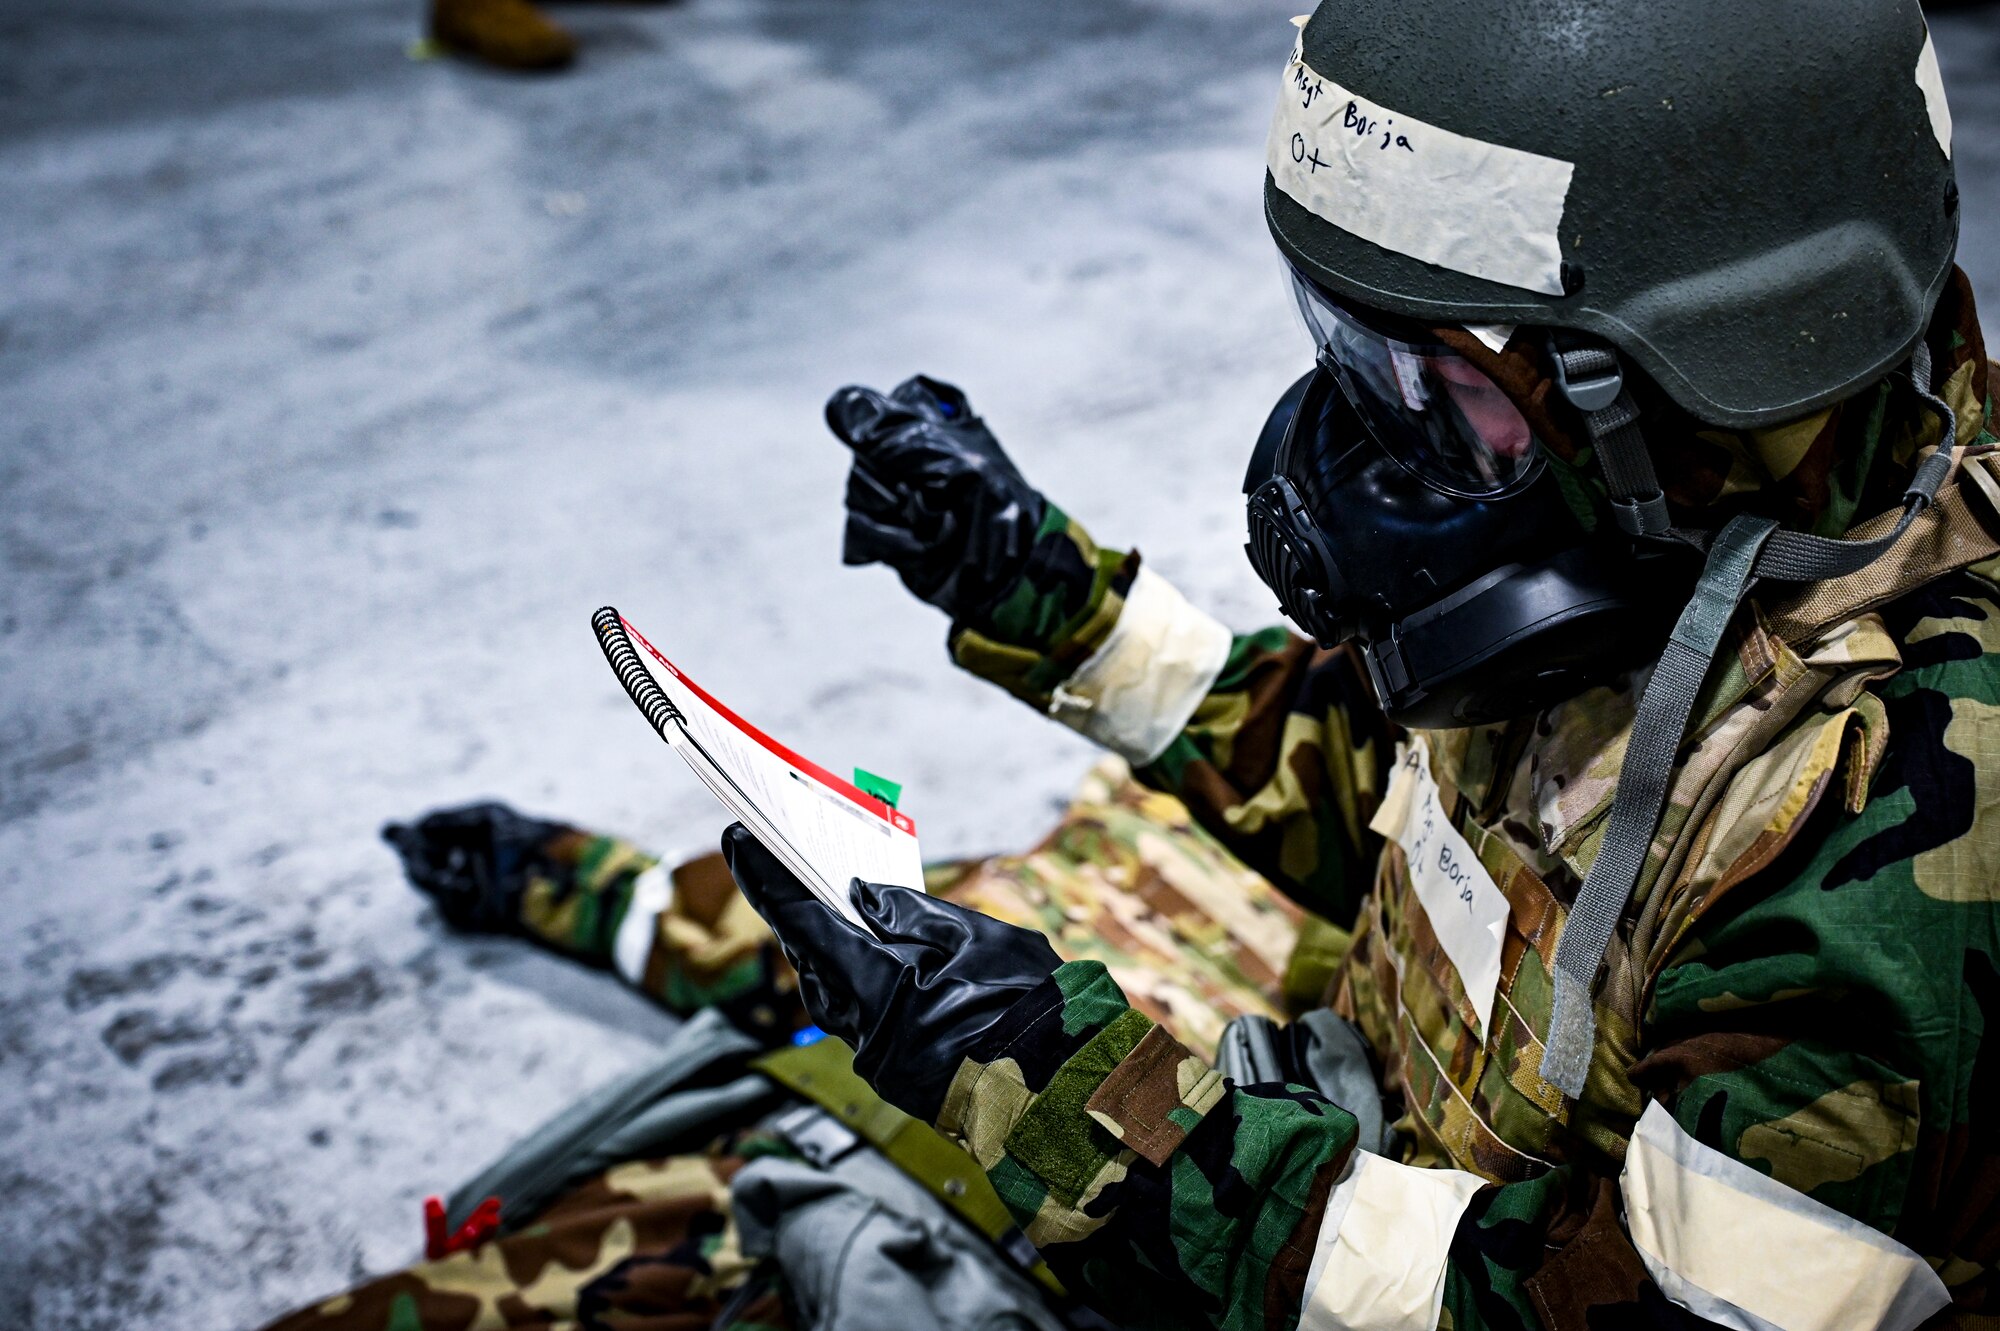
[619,616,923,927]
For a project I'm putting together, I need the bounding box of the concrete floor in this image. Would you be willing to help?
[3,3,1998,1326]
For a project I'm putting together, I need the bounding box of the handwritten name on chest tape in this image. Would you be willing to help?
[1266,30,1576,297]
[1369,737,1510,1038]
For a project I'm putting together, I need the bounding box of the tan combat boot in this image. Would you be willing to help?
[429,0,578,71]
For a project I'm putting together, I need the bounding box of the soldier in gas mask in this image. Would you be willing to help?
[727,1,2000,1327]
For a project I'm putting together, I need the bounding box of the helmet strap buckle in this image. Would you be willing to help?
[1550,336,1625,412]
[1547,335,1674,539]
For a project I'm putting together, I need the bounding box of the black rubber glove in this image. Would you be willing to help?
[382,802,568,933]
[824,374,1048,623]
[720,821,1062,1121]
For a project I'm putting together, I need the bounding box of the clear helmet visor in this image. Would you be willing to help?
[1287,264,1543,498]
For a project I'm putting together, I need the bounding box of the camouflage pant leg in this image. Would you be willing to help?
[262,1148,792,1331]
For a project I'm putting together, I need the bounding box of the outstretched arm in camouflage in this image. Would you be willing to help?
[719,821,1061,1121]
[384,801,636,941]
[385,804,798,1032]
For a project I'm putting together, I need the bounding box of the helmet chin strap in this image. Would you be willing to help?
[1538,337,1962,1098]
[1551,341,1673,538]
[1555,339,1963,579]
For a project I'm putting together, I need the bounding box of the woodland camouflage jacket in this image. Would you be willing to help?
[936,280,2000,1331]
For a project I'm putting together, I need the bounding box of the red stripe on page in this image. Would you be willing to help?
[621,617,918,837]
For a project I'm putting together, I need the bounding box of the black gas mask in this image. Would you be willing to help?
[1244,268,1692,729]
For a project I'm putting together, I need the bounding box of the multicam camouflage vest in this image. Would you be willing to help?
[1329,450,2000,1184]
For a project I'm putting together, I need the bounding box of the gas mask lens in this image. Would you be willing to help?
[1287,266,1543,498]
[1252,267,1688,727]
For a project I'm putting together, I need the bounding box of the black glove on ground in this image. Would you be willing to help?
[382,801,568,933]
[720,821,1062,1121]
[824,374,1048,624]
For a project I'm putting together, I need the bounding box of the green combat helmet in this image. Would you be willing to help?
[1265,0,1957,428]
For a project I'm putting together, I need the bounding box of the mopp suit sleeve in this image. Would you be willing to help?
[946,487,1999,1325]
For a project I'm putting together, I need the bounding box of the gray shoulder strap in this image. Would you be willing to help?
[1538,339,1961,1097]
[1539,513,1776,1095]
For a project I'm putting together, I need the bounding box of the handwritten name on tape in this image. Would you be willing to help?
[1369,737,1510,1038]
[1267,30,1575,297]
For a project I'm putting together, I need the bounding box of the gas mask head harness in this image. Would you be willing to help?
[1243,263,1695,730]
[1245,264,1962,732]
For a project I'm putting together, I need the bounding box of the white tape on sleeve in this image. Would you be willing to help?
[612,863,673,985]
[1621,1101,1950,1331]
[1916,30,1953,159]
[1299,1151,1485,1331]
[1267,35,1574,296]
[1046,565,1232,767]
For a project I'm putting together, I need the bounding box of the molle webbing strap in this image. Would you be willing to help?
[1764,453,2000,644]
[1540,514,1778,1096]
[753,1038,1066,1296]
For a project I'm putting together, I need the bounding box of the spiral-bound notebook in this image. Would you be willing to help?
[591,607,922,928]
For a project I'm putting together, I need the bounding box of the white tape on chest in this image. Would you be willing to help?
[1621,1101,1950,1331]
[1266,35,1575,296]
[1368,737,1510,1038]
[1300,1150,1485,1331]
[1047,565,1232,768]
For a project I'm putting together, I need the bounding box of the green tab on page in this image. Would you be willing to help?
[852,768,902,809]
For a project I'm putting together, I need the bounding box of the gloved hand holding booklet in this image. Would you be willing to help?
[591,607,923,929]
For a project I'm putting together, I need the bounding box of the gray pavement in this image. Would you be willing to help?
[3,3,1999,1326]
